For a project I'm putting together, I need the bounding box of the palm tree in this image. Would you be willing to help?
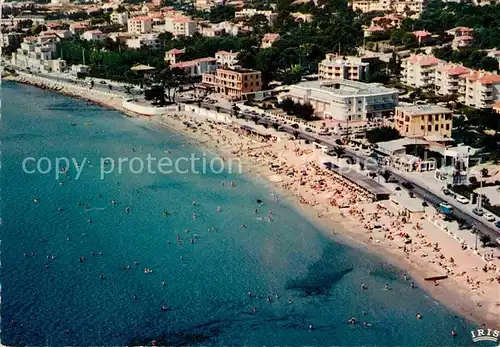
[333,146,344,160]
[382,170,391,182]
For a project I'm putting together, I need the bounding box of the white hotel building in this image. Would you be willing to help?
[281,80,398,121]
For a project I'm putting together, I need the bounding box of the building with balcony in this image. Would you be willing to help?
[201,67,262,100]
[435,63,470,96]
[493,101,500,114]
[11,36,60,72]
[460,71,500,109]
[171,57,219,77]
[394,105,453,139]
[69,23,88,37]
[128,17,153,34]
[164,48,185,64]
[318,54,370,81]
[234,9,277,25]
[164,16,197,37]
[81,30,107,42]
[215,50,239,68]
[401,54,442,88]
[126,33,162,49]
[280,79,398,121]
[349,0,426,16]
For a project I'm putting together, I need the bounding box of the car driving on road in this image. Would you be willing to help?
[456,195,469,204]
[483,212,496,222]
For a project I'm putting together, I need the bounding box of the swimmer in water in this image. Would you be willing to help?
[192,201,197,206]
[384,284,390,291]
[361,283,367,290]
[416,313,422,319]
[308,324,314,331]
[241,224,247,229]
[126,207,131,213]
[411,281,415,289]
[248,291,252,298]
[193,212,197,219]
[217,206,221,213]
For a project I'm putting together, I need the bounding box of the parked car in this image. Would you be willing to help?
[439,202,453,210]
[401,182,414,189]
[483,212,496,222]
[472,207,484,216]
[318,130,331,136]
[456,195,469,204]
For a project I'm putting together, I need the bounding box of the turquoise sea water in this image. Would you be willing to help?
[0,82,482,346]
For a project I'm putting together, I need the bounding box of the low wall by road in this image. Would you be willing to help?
[122,99,179,116]
[182,104,231,123]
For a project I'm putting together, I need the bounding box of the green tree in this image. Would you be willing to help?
[366,126,402,143]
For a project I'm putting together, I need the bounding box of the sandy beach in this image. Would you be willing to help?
[7,73,500,329]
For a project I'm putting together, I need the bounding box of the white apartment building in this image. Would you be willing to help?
[349,0,426,16]
[81,30,107,42]
[111,11,129,26]
[318,54,370,81]
[171,57,219,77]
[401,54,442,88]
[126,34,161,49]
[215,50,239,68]
[487,50,500,69]
[164,16,197,37]
[234,9,277,25]
[128,17,153,34]
[402,54,500,109]
[281,80,398,121]
[165,48,185,64]
[460,71,500,109]
[435,63,470,96]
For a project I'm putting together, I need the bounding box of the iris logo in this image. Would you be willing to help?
[471,328,499,343]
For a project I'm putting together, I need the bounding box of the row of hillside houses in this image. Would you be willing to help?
[402,54,500,109]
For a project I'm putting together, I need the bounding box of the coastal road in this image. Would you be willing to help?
[219,104,500,240]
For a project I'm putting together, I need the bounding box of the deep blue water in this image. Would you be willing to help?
[0,82,482,346]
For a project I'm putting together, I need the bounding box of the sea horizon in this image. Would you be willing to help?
[0,81,487,346]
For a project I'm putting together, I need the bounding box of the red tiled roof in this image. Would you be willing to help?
[167,48,185,54]
[263,33,280,41]
[407,54,441,66]
[412,30,431,37]
[457,35,473,41]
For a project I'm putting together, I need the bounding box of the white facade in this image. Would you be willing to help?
[111,11,129,26]
[234,9,277,25]
[215,50,239,68]
[318,54,369,81]
[126,34,161,49]
[128,17,153,34]
[434,63,470,96]
[171,57,219,77]
[282,80,398,121]
[164,16,197,37]
[81,30,107,42]
[460,72,500,109]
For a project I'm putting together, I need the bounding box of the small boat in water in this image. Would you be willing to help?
[144,268,153,274]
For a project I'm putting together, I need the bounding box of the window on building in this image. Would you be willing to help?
[421,125,424,130]
[435,124,439,131]
[446,124,450,130]
[427,125,432,132]
[428,115,432,121]
[244,83,247,88]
